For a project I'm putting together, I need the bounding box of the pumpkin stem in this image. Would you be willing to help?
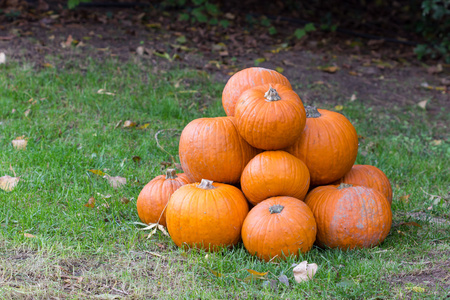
[337,183,353,189]
[165,168,177,179]
[305,106,321,118]
[269,204,284,214]
[198,179,216,190]
[264,86,282,102]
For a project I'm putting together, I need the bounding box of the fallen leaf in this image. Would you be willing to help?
[42,63,54,68]
[84,197,95,208]
[254,57,266,66]
[407,286,425,293]
[427,64,443,74]
[61,34,73,48]
[335,105,344,111]
[350,94,357,102]
[0,52,5,64]
[132,156,141,163]
[89,169,106,176]
[120,197,130,204]
[136,46,145,56]
[208,268,223,278]
[136,123,150,130]
[123,120,137,128]
[278,274,289,287]
[97,89,115,96]
[23,233,36,238]
[246,269,269,277]
[417,100,428,109]
[318,66,339,73]
[275,67,284,73]
[24,109,31,117]
[12,138,27,150]
[431,140,442,146]
[104,175,126,188]
[0,175,20,192]
[420,82,447,92]
[293,261,318,283]
[400,194,410,203]
[348,71,361,76]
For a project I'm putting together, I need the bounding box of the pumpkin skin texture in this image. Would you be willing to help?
[179,116,259,184]
[334,165,393,205]
[240,151,310,206]
[242,196,317,262]
[222,67,292,117]
[305,183,392,249]
[166,179,249,251]
[284,106,358,186]
[136,169,191,227]
[235,84,306,150]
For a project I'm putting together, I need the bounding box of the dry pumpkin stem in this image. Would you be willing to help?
[305,106,322,118]
[165,168,177,179]
[337,183,353,189]
[269,204,284,214]
[264,86,282,102]
[197,179,216,190]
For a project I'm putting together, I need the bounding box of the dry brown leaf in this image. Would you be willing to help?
[0,52,5,64]
[120,197,130,204]
[24,109,31,117]
[427,64,443,74]
[12,138,27,150]
[350,94,357,102]
[123,120,137,128]
[61,35,73,48]
[97,89,115,96]
[23,233,36,238]
[104,175,126,188]
[417,100,428,109]
[400,194,410,203]
[293,261,318,283]
[318,66,339,73]
[431,140,442,146]
[0,175,20,191]
[84,197,95,208]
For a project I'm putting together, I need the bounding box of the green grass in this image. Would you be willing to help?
[0,58,449,299]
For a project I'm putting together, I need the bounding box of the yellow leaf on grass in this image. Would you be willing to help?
[89,169,106,176]
[84,197,95,208]
[208,268,223,277]
[246,269,268,277]
[275,67,284,73]
[136,123,150,130]
[123,120,137,128]
[335,105,344,111]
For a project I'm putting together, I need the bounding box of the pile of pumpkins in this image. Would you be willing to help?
[137,67,393,262]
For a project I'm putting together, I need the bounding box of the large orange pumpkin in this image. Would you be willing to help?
[235,84,306,150]
[305,183,392,249]
[240,151,310,206]
[179,117,259,184]
[136,169,191,227]
[285,106,358,186]
[166,179,249,251]
[334,165,393,205]
[222,67,292,116]
[242,196,317,262]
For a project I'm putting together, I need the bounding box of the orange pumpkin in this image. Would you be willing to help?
[285,106,358,186]
[179,116,259,184]
[235,84,306,150]
[242,196,317,262]
[166,179,249,251]
[222,67,292,116]
[334,165,392,204]
[136,169,191,227]
[305,183,392,249]
[240,151,310,206]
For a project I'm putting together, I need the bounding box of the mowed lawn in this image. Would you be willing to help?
[0,58,449,299]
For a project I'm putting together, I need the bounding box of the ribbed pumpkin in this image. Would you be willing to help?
[242,196,317,262]
[334,165,392,205]
[305,183,392,249]
[235,84,306,150]
[285,106,358,186]
[240,151,310,206]
[179,117,259,184]
[136,169,191,227]
[222,67,292,117]
[166,179,249,251]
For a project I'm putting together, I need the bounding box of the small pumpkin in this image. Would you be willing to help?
[179,116,259,184]
[305,183,392,249]
[136,169,191,227]
[235,84,306,150]
[240,151,310,206]
[285,106,358,186]
[334,165,392,204]
[242,196,317,262]
[222,67,292,117]
[166,179,249,251]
